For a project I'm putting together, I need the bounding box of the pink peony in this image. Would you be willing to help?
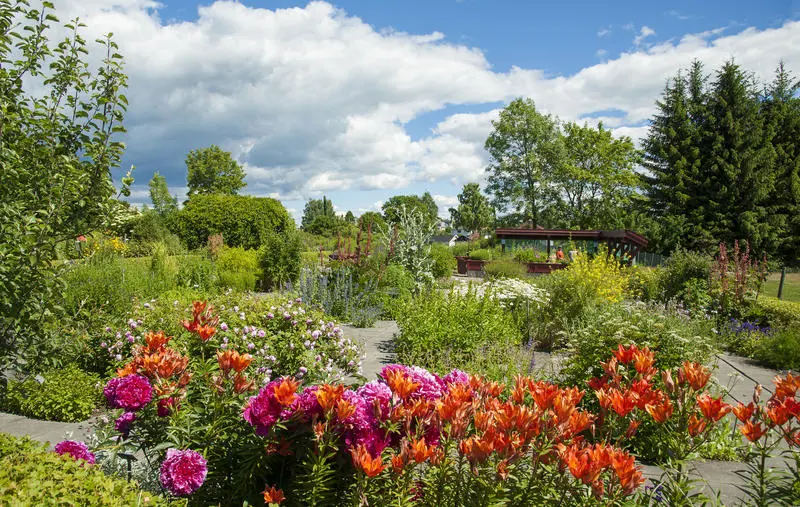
[104,374,153,411]
[292,385,322,421]
[159,448,207,496]
[357,381,392,418]
[115,411,136,437]
[409,366,444,400]
[54,440,95,464]
[442,369,470,386]
[243,379,288,436]
[157,397,179,417]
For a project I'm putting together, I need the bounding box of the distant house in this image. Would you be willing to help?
[430,231,470,247]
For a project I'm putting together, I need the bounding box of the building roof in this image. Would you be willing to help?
[495,228,648,249]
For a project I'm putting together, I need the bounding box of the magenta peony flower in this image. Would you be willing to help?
[442,369,470,386]
[115,411,136,437]
[409,366,444,400]
[243,379,288,435]
[357,381,392,418]
[111,374,153,411]
[292,385,322,421]
[379,363,410,381]
[103,377,123,408]
[54,440,96,464]
[159,448,207,496]
[157,397,179,417]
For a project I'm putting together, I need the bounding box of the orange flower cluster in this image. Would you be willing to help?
[733,373,800,444]
[558,442,643,497]
[215,349,255,394]
[117,331,191,413]
[262,485,285,505]
[181,301,219,341]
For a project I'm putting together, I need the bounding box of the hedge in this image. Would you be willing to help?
[0,433,176,506]
[175,194,293,250]
[754,296,800,328]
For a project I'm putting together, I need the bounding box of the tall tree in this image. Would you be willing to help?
[449,183,494,232]
[420,191,439,222]
[358,211,386,232]
[763,62,800,262]
[148,172,178,217]
[485,98,566,227]
[186,145,246,196]
[301,196,335,230]
[382,195,435,225]
[344,211,356,224]
[556,122,640,229]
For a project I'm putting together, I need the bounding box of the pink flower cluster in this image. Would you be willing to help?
[104,374,153,411]
[159,448,208,497]
[243,365,470,458]
[54,440,96,464]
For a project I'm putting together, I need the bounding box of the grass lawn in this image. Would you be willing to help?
[762,272,800,302]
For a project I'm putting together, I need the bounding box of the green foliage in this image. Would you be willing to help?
[259,229,302,290]
[382,194,437,226]
[175,255,216,290]
[185,144,246,196]
[657,249,711,302]
[382,206,435,287]
[215,246,260,291]
[429,243,456,279]
[1,366,101,422]
[0,1,130,374]
[556,121,641,229]
[750,325,800,370]
[560,302,715,387]
[468,248,493,261]
[176,194,293,250]
[644,60,789,258]
[0,433,174,506]
[296,266,382,327]
[377,263,415,318]
[513,248,548,263]
[485,98,566,227]
[302,196,335,230]
[148,172,178,217]
[127,211,183,256]
[358,211,387,232]
[395,288,524,378]
[483,258,528,280]
[449,182,494,232]
[752,296,800,328]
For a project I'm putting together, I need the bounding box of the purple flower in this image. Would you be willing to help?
[159,448,207,496]
[220,322,229,331]
[357,381,392,418]
[104,374,153,411]
[267,312,274,319]
[54,440,95,464]
[292,385,322,420]
[115,411,136,437]
[100,342,107,348]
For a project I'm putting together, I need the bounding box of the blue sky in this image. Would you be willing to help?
[56,0,800,222]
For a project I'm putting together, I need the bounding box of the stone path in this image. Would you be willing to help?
[341,320,399,380]
[0,412,92,448]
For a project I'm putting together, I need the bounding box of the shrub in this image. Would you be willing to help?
[1,366,101,422]
[751,296,800,328]
[560,302,715,387]
[0,433,173,506]
[753,324,800,370]
[260,230,302,290]
[175,255,216,290]
[215,247,260,291]
[467,248,493,261]
[484,258,528,279]
[394,288,523,379]
[659,249,712,302]
[382,206,435,288]
[175,194,293,250]
[627,266,662,301]
[429,242,456,279]
[513,248,548,263]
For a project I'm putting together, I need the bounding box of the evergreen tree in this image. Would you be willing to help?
[763,62,800,263]
[301,196,335,230]
[148,172,178,217]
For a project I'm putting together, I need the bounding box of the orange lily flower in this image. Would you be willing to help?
[384,369,420,400]
[741,420,767,442]
[409,438,436,463]
[688,414,707,436]
[613,344,638,364]
[633,347,655,374]
[696,393,731,421]
[774,373,800,399]
[645,396,673,423]
[350,445,386,477]
[610,389,638,417]
[316,384,345,412]
[732,402,756,423]
[611,449,645,494]
[262,486,285,505]
[679,362,711,391]
[197,324,216,341]
[336,399,356,421]
[273,377,299,406]
[143,331,171,352]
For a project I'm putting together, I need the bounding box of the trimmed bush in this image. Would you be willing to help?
[752,296,800,328]
[1,366,101,422]
[429,242,456,279]
[215,247,260,291]
[484,258,528,279]
[0,433,174,506]
[175,194,293,250]
[468,248,493,261]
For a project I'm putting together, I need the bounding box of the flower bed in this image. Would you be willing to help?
[65,303,800,505]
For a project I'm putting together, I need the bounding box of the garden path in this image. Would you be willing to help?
[0,411,92,448]
[341,320,399,380]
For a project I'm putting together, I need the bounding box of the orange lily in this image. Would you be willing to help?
[350,445,386,477]
[262,486,285,505]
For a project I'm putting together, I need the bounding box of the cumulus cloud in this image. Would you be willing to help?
[49,0,800,204]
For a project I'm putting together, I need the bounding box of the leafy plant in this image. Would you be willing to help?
[658,249,712,302]
[429,242,456,279]
[175,256,216,290]
[381,205,435,288]
[295,265,382,328]
[467,248,493,261]
[259,230,302,291]
[0,433,174,506]
[215,246,260,291]
[1,366,101,422]
[483,258,528,279]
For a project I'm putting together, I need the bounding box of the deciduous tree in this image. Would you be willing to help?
[449,183,494,233]
[186,145,246,196]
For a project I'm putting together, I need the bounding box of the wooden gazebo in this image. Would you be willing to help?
[494,228,649,264]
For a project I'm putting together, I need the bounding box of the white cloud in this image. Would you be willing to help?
[633,26,657,47]
[48,0,800,201]
[596,48,608,58]
[597,28,611,37]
